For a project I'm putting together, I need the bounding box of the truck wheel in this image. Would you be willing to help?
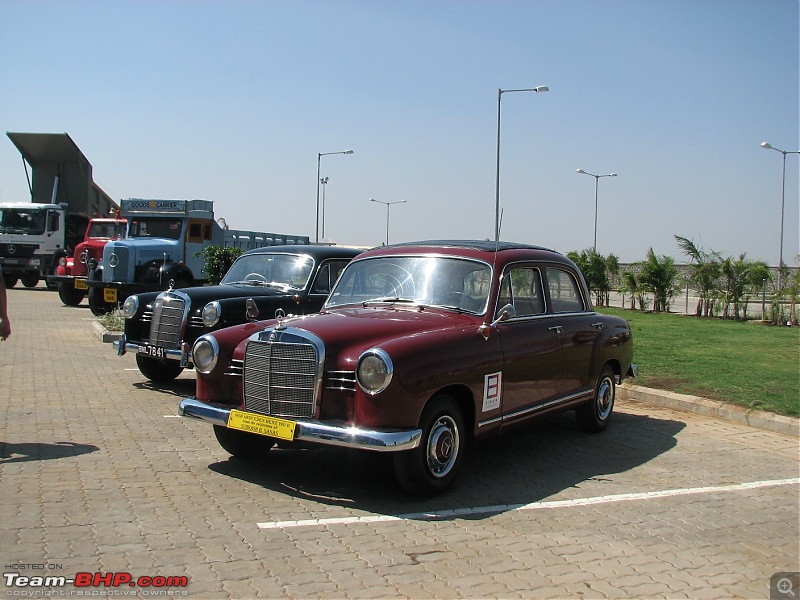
[2,274,17,288]
[87,288,115,316]
[58,282,86,306]
[135,354,184,382]
[393,395,465,496]
[21,272,40,288]
[576,365,616,433]
[45,264,60,290]
[213,425,275,459]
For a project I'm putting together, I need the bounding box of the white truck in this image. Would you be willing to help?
[0,132,119,289]
[84,198,310,314]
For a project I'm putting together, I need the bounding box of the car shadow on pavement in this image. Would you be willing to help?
[132,377,196,398]
[0,441,99,463]
[207,409,686,519]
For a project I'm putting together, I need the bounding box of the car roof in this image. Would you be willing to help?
[240,245,364,260]
[357,240,569,264]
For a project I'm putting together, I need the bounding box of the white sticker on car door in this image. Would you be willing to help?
[482,372,502,412]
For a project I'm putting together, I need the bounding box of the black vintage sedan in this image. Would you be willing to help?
[115,245,363,382]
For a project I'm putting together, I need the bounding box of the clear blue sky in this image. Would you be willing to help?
[1,0,797,265]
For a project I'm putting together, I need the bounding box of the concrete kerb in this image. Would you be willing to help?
[619,383,799,438]
[91,322,798,438]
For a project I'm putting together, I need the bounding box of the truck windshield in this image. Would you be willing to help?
[128,218,182,240]
[0,208,47,235]
[87,221,127,239]
[221,253,314,290]
[326,255,492,314]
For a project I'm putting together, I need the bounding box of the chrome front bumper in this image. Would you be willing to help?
[178,397,422,452]
[114,333,192,367]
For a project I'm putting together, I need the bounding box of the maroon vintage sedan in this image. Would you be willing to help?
[179,240,637,495]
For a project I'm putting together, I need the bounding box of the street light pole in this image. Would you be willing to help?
[495,85,549,242]
[316,150,353,243]
[576,168,617,252]
[761,142,799,288]
[320,177,329,240]
[370,198,407,245]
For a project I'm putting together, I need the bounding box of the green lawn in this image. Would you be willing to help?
[599,307,800,417]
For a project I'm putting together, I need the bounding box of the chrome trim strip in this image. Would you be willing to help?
[178,398,422,452]
[477,388,593,428]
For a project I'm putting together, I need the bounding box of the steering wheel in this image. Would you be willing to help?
[244,273,268,282]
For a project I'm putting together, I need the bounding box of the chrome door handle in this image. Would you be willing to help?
[592,322,604,329]
[548,325,563,333]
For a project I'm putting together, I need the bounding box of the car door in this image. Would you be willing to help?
[495,264,564,424]
[544,267,600,398]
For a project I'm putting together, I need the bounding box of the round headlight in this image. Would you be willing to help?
[58,257,67,267]
[356,348,393,395]
[122,295,139,319]
[192,335,219,374]
[202,301,222,327]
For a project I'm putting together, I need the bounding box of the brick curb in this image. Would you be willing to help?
[92,323,798,438]
[619,383,799,438]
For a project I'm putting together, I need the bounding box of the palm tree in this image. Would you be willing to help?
[675,235,721,317]
[639,248,679,313]
[744,261,771,321]
[619,270,643,310]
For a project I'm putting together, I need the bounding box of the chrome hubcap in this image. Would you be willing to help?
[596,377,614,420]
[426,416,459,478]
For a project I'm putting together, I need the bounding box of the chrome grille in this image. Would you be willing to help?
[327,370,356,392]
[148,295,186,348]
[244,338,318,419]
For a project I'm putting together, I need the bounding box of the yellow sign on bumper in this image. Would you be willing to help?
[227,410,296,441]
[74,278,88,290]
[103,288,117,303]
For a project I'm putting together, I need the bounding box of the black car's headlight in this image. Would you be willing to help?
[122,295,139,319]
[356,348,393,395]
[202,301,222,327]
[192,335,219,374]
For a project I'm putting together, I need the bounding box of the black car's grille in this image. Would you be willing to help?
[243,337,319,419]
[148,295,186,348]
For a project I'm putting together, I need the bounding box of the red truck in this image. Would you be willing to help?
[48,215,128,306]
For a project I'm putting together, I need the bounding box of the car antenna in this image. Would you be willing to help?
[479,211,504,339]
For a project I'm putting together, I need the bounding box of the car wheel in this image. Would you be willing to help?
[135,354,184,382]
[393,395,465,496]
[3,274,18,288]
[58,282,86,306]
[213,425,276,459]
[576,365,616,433]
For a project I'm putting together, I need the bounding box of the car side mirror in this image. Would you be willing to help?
[478,303,516,340]
[245,298,259,321]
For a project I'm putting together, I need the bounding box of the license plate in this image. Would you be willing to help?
[138,345,166,358]
[74,279,88,290]
[227,409,296,441]
[103,288,117,303]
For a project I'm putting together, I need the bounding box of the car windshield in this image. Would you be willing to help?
[327,255,492,314]
[221,253,315,290]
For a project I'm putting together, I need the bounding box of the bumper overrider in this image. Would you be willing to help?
[178,397,423,452]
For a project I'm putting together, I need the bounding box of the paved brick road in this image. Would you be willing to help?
[1,284,798,599]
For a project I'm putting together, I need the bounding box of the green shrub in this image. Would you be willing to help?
[196,245,244,285]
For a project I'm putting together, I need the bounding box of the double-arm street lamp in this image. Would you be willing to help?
[576,168,617,252]
[316,150,353,243]
[761,141,799,288]
[495,85,549,242]
[370,198,406,245]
